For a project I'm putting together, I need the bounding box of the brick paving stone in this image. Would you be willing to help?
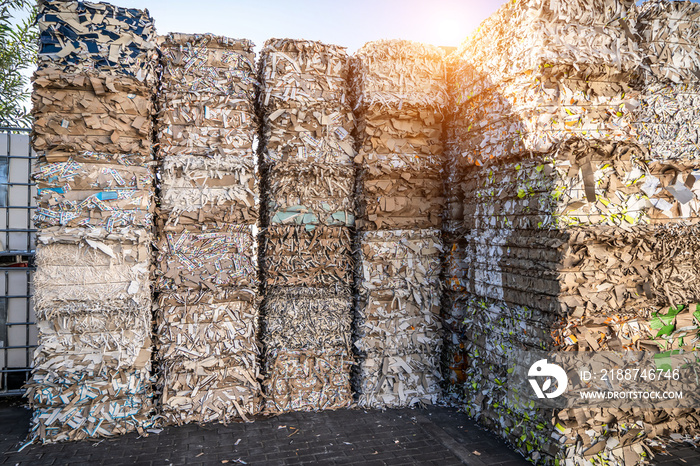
[1,397,695,465]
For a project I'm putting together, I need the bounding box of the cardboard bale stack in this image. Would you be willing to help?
[351,40,446,408]
[154,33,262,424]
[447,0,700,463]
[258,39,355,413]
[26,0,157,442]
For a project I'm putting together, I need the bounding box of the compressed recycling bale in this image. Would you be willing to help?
[157,291,259,363]
[356,352,442,409]
[263,287,353,352]
[33,234,151,310]
[36,311,150,356]
[154,223,258,291]
[635,83,700,162]
[33,159,155,230]
[354,288,442,357]
[443,238,468,292]
[264,225,352,288]
[637,0,700,84]
[259,39,350,108]
[357,229,442,293]
[159,155,258,225]
[261,106,355,165]
[460,139,700,230]
[265,162,354,227]
[263,349,353,414]
[447,66,640,165]
[462,224,700,321]
[36,0,157,80]
[258,39,355,165]
[450,0,641,99]
[28,395,156,443]
[357,168,444,230]
[156,288,261,425]
[157,33,257,160]
[351,40,447,110]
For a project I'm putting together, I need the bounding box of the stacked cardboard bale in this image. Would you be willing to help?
[447,0,700,463]
[258,39,355,413]
[153,33,262,424]
[26,0,157,442]
[351,40,446,408]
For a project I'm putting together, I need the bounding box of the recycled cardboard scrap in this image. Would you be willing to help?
[261,105,355,165]
[156,289,261,425]
[37,0,157,80]
[265,162,355,227]
[263,349,353,414]
[637,0,700,84]
[356,352,442,409]
[258,39,355,165]
[635,83,700,161]
[354,288,442,356]
[154,223,258,291]
[34,159,154,230]
[449,0,641,100]
[33,234,151,310]
[357,169,444,230]
[357,229,442,293]
[351,40,447,110]
[463,224,700,318]
[259,39,350,109]
[264,225,352,287]
[159,155,258,225]
[263,287,353,352]
[157,33,257,160]
[460,139,700,230]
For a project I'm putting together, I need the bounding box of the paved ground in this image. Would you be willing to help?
[0,397,698,465]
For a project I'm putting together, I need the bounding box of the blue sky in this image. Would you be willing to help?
[111,0,508,52]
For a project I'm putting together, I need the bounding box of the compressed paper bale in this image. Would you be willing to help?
[357,229,442,293]
[33,160,155,230]
[351,40,447,110]
[460,139,700,230]
[357,169,444,230]
[462,225,700,319]
[159,33,256,95]
[154,223,258,291]
[27,368,152,409]
[263,287,353,352]
[157,293,259,362]
[354,106,444,160]
[259,39,351,109]
[449,0,641,100]
[159,155,258,225]
[265,162,355,227]
[263,349,353,414]
[354,288,442,357]
[637,0,700,84]
[156,33,257,160]
[356,352,442,409]
[156,289,261,424]
[262,106,355,165]
[33,237,151,309]
[635,83,700,161]
[447,67,640,165]
[32,84,152,118]
[36,0,157,80]
[36,311,150,355]
[28,395,156,443]
[160,385,261,425]
[258,39,355,165]
[264,225,352,287]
